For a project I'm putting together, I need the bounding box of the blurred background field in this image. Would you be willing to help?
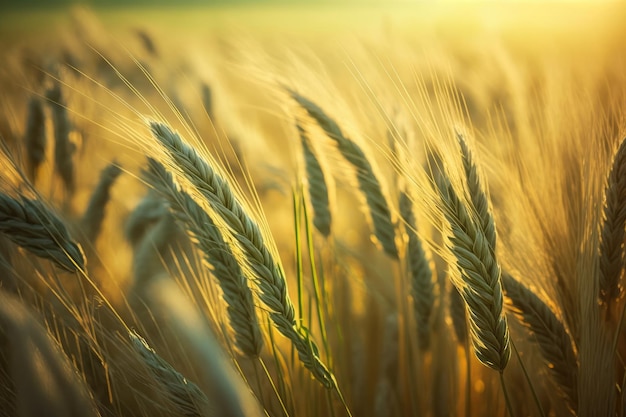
[1,1,626,417]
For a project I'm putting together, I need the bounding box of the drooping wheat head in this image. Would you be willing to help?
[81,163,122,242]
[148,121,334,388]
[502,272,578,412]
[291,90,398,258]
[129,330,213,417]
[399,189,434,351]
[598,137,626,306]
[0,193,85,272]
[297,122,332,237]
[144,157,263,358]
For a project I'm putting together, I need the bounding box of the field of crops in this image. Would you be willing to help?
[0,3,625,416]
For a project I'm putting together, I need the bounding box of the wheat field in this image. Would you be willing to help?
[0,2,625,416]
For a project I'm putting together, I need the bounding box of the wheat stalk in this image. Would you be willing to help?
[399,189,434,350]
[0,193,85,272]
[599,138,626,305]
[297,122,332,237]
[144,158,263,358]
[149,121,334,388]
[437,177,510,371]
[81,163,122,241]
[291,91,398,258]
[502,272,578,412]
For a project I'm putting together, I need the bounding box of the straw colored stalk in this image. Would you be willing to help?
[291,91,398,258]
[144,158,263,358]
[0,193,85,272]
[149,121,334,388]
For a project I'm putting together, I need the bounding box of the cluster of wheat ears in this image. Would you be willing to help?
[1,5,626,417]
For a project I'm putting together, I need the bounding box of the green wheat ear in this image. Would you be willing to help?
[291,91,398,259]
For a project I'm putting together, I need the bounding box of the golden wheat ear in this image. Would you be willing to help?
[0,291,99,417]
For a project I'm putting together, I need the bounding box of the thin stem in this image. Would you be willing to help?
[393,259,419,415]
[512,340,546,417]
[293,189,304,324]
[326,380,337,417]
[465,335,471,417]
[612,299,626,356]
[252,359,266,412]
[334,383,353,417]
[500,370,515,417]
[303,192,331,364]
[266,321,292,416]
[258,357,290,417]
